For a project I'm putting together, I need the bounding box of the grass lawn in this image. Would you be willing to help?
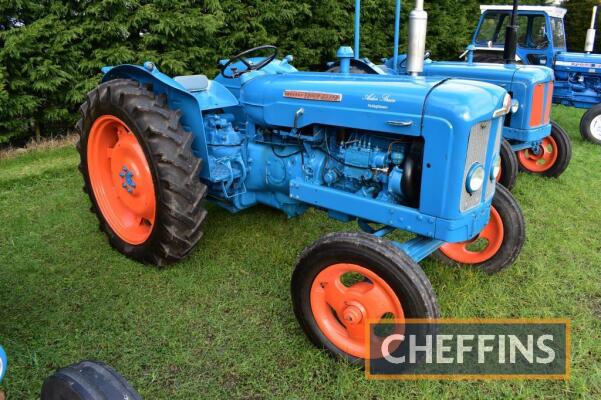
[0,105,600,399]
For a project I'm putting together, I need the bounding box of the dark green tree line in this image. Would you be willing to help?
[0,0,595,145]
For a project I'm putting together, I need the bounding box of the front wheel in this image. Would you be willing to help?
[435,185,525,274]
[517,121,572,177]
[580,104,601,145]
[498,139,518,191]
[291,232,440,365]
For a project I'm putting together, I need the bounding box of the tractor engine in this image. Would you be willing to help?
[554,52,601,108]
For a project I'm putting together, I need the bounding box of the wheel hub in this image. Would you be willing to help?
[119,166,137,193]
[342,302,365,325]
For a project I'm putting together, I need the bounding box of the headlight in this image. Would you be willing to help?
[466,163,485,193]
[491,156,501,180]
[511,99,520,114]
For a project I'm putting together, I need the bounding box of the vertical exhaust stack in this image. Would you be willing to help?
[585,6,598,54]
[407,0,428,76]
[503,0,519,64]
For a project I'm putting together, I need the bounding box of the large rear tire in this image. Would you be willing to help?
[41,361,141,400]
[291,232,440,365]
[435,185,525,274]
[77,79,208,266]
[580,104,601,145]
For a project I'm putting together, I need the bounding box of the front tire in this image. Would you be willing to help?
[76,79,208,266]
[291,232,440,365]
[498,139,518,191]
[580,104,601,145]
[435,185,525,274]
[517,121,572,177]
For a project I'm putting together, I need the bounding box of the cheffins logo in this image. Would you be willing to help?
[366,319,570,381]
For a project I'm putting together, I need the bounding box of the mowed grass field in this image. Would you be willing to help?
[0,105,600,399]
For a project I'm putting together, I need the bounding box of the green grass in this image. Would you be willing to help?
[1,105,600,399]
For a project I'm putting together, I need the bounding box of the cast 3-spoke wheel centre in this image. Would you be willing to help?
[87,115,156,245]
[310,263,405,358]
[517,136,558,173]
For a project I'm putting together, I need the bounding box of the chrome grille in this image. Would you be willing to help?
[485,120,503,200]
[461,120,491,212]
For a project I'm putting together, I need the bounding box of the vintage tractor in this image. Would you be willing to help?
[329,0,572,190]
[77,11,526,362]
[0,345,140,399]
[471,3,601,145]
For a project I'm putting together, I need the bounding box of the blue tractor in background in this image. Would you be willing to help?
[329,0,572,191]
[471,3,601,145]
[0,344,140,399]
[77,11,525,363]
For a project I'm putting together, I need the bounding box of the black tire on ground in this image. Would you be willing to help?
[528,120,572,178]
[434,185,525,274]
[76,79,208,266]
[41,361,142,400]
[291,232,440,365]
[579,104,601,145]
[498,139,518,191]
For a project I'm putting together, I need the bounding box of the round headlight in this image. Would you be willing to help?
[511,99,520,114]
[492,156,501,180]
[466,163,485,193]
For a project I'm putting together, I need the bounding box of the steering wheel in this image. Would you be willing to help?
[219,45,279,79]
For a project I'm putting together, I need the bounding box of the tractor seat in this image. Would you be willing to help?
[174,75,209,92]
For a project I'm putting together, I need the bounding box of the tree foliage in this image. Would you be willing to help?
[0,0,594,145]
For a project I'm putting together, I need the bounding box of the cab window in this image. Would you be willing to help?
[519,14,549,49]
[551,17,566,49]
[475,13,508,45]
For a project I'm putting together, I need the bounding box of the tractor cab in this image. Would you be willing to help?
[472,6,567,68]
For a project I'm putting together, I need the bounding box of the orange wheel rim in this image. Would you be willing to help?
[440,206,504,264]
[310,264,405,358]
[517,136,558,173]
[87,115,156,245]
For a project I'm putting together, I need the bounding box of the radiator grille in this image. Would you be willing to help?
[461,120,491,212]
[485,121,503,200]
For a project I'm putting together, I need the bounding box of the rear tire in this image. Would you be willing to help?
[435,185,525,274]
[77,79,208,266]
[291,232,440,365]
[517,121,572,178]
[498,139,518,191]
[41,361,141,400]
[580,104,601,145]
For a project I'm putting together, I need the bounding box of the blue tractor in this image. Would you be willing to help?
[0,344,140,399]
[471,3,601,145]
[329,0,572,191]
[78,20,525,362]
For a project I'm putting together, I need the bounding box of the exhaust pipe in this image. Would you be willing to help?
[503,0,519,64]
[407,0,428,76]
[585,6,598,53]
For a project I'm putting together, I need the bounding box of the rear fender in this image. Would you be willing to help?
[101,64,216,179]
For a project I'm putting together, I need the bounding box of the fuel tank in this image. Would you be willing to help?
[239,72,507,137]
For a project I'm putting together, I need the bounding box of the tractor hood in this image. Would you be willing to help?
[555,52,601,74]
[239,72,507,137]
[421,61,554,134]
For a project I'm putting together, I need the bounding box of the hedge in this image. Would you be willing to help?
[0,0,590,146]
